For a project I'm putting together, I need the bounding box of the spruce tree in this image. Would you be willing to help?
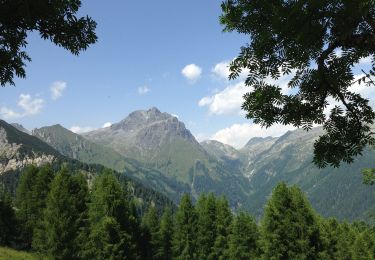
[318,218,341,259]
[141,205,160,259]
[212,196,232,260]
[196,193,217,259]
[227,211,258,260]
[173,193,198,259]
[0,189,17,246]
[261,182,322,259]
[31,164,55,250]
[336,222,356,260]
[15,165,39,248]
[155,206,174,260]
[87,169,138,259]
[39,169,89,259]
[353,232,372,260]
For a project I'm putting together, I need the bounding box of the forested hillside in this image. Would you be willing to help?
[0,120,174,215]
[1,168,374,259]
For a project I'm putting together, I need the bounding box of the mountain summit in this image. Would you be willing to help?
[84,107,201,161]
[83,108,252,206]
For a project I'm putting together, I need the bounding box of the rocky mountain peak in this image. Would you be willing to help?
[111,107,173,131]
[11,123,30,135]
[244,136,274,147]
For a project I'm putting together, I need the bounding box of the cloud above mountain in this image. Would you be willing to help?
[211,123,295,149]
[0,94,44,120]
[198,81,248,115]
[70,126,95,134]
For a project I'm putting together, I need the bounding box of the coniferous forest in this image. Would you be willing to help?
[2,2,375,259]
[1,165,375,259]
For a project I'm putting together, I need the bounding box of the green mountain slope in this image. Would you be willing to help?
[11,107,375,221]
[82,107,253,207]
[32,124,128,172]
[0,120,174,212]
[238,127,375,221]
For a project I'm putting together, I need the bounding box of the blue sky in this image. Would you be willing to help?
[1,1,373,148]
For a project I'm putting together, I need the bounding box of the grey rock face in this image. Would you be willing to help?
[11,123,30,135]
[84,107,200,158]
[0,126,55,174]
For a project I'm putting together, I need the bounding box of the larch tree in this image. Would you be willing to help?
[172,193,198,259]
[227,211,259,260]
[39,169,89,259]
[261,182,322,259]
[155,206,174,260]
[87,169,138,260]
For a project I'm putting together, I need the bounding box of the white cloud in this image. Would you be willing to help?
[70,126,95,134]
[195,132,209,142]
[171,114,179,119]
[212,61,231,80]
[50,81,67,100]
[211,123,295,149]
[349,73,375,98]
[211,60,249,81]
[181,64,202,82]
[0,107,22,120]
[322,73,375,118]
[102,122,112,128]
[18,94,44,115]
[138,85,150,95]
[0,94,44,120]
[198,81,249,115]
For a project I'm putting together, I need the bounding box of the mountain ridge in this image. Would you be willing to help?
[9,107,375,221]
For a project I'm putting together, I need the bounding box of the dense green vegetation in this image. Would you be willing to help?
[1,165,375,259]
[0,247,42,260]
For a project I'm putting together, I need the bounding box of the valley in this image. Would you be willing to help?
[2,107,374,221]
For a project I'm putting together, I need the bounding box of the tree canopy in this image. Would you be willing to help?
[220,0,375,168]
[3,165,375,259]
[0,0,97,86]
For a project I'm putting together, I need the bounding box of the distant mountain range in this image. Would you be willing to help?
[0,120,174,212]
[3,107,375,221]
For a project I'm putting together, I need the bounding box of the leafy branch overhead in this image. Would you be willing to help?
[221,0,375,168]
[0,0,97,86]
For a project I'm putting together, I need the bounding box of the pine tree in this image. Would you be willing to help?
[173,193,198,259]
[211,196,232,260]
[0,189,17,246]
[196,193,217,259]
[31,165,54,250]
[336,222,357,260]
[39,169,89,259]
[261,182,322,259]
[15,165,39,248]
[227,211,258,260]
[353,232,372,260]
[141,205,160,259]
[155,206,174,260]
[87,169,138,259]
[318,218,341,259]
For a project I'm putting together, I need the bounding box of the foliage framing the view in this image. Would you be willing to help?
[220,0,375,168]
[0,0,97,86]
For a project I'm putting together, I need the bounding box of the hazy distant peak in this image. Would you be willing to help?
[244,136,275,147]
[11,123,30,135]
[201,139,235,149]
